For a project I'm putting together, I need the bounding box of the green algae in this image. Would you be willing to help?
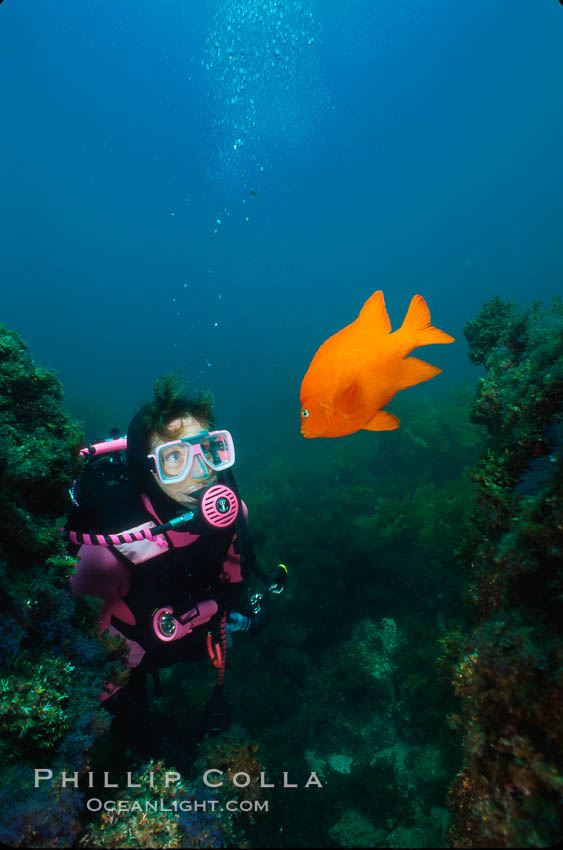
[445,296,563,848]
[0,324,126,847]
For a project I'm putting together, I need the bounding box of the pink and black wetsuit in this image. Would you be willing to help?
[69,489,245,699]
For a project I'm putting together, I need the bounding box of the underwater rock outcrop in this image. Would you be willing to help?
[79,758,235,848]
[445,297,563,847]
[0,324,127,847]
[284,617,450,849]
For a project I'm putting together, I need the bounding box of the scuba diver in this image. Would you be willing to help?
[67,375,285,751]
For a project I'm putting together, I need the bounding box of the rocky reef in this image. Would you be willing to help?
[445,296,563,847]
[79,758,235,848]
[0,324,128,847]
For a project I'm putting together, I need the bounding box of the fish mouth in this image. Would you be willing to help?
[301,405,332,438]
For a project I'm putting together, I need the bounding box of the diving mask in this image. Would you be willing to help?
[148,429,235,484]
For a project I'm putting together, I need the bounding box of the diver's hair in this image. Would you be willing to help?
[137,374,215,443]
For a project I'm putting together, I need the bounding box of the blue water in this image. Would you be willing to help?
[1,0,562,460]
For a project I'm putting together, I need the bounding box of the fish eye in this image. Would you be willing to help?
[302,409,309,418]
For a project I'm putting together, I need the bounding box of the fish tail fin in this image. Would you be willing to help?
[400,295,455,348]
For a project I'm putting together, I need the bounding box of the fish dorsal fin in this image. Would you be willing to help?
[334,381,363,413]
[397,356,442,390]
[356,290,391,335]
[363,410,400,431]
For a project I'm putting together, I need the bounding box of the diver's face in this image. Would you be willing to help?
[149,415,216,507]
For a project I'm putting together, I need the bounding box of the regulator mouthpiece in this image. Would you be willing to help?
[195,483,239,528]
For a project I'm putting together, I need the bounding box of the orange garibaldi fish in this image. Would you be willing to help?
[300,290,454,438]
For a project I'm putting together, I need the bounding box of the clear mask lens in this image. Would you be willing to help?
[200,433,232,468]
[160,442,191,480]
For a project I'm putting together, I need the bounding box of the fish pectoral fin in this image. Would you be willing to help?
[398,356,442,389]
[363,410,400,431]
[335,380,363,413]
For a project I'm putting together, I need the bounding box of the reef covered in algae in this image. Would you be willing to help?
[445,296,563,848]
[78,758,235,848]
[0,324,131,846]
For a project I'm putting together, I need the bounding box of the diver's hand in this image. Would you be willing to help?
[246,593,271,636]
[227,604,269,636]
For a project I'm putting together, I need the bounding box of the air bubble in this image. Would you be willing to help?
[204,1,328,186]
